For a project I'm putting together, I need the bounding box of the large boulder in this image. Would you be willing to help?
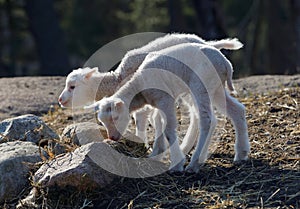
[33,141,168,189]
[61,122,107,146]
[0,141,43,203]
[0,114,59,144]
[19,141,169,207]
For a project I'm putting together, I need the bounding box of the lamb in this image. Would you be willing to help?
[86,42,250,173]
[58,33,243,154]
[58,33,242,107]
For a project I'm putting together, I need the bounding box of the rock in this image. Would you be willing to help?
[0,114,59,144]
[0,141,43,203]
[19,141,169,207]
[33,141,168,189]
[33,142,118,190]
[61,122,107,146]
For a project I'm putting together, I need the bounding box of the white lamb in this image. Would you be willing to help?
[86,43,250,173]
[58,33,243,154]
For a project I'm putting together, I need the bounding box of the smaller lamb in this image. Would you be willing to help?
[86,43,250,173]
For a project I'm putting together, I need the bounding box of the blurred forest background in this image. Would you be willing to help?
[0,0,299,77]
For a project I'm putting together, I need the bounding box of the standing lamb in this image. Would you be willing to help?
[86,42,250,173]
[58,33,243,154]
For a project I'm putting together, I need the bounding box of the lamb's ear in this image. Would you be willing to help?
[114,100,124,113]
[84,67,98,80]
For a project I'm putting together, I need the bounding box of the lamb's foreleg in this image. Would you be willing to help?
[132,108,151,145]
[148,108,168,160]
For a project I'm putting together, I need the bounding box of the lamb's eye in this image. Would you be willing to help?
[69,86,75,90]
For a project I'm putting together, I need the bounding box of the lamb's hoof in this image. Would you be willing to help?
[169,159,185,173]
[233,159,248,166]
[167,170,184,176]
[185,163,201,173]
[168,169,184,175]
[234,152,249,162]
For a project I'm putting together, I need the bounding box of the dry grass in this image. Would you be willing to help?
[3,87,299,209]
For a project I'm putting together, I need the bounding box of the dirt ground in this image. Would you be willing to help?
[1,75,300,208]
[0,74,299,121]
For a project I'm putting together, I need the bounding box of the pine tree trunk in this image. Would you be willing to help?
[267,0,295,74]
[192,0,226,39]
[24,0,70,75]
[291,0,300,74]
[168,0,185,32]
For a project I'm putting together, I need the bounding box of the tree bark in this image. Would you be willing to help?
[24,0,70,75]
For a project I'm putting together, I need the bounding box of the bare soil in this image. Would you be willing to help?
[0,74,299,121]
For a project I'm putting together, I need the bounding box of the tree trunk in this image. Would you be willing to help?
[4,0,16,76]
[24,0,70,75]
[291,0,300,74]
[192,0,226,40]
[266,0,295,74]
[168,0,185,32]
[250,0,265,75]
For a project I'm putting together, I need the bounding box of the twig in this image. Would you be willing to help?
[79,199,93,209]
[265,188,280,203]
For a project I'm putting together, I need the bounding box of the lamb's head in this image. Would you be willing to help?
[85,97,129,141]
[58,67,98,108]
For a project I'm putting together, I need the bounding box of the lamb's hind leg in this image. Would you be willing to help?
[185,95,217,173]
[214,89,250,161]
[180,98,199,154]
[157,99,185,172]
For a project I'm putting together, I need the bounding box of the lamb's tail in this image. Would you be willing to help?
[207,38,243,50]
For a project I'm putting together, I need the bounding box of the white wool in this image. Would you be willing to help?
[58,33,243,159]
[91,43,250,173]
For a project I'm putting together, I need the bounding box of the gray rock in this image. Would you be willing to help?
[0,114,59,144]
[0,141,43,203]
[20,141,168,207]
[61,122,107,146]
[33,142,117,190]
[33,142,168,188]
